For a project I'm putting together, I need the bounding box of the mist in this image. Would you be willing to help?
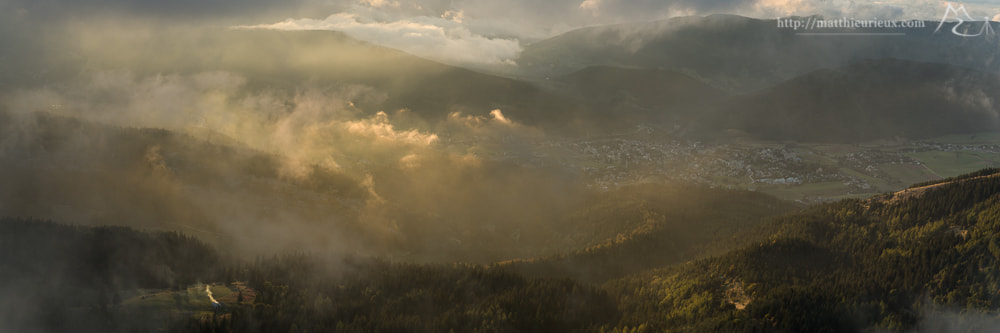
[0,66,596,262]
[0,10,603,262]
[5,2,1000,332]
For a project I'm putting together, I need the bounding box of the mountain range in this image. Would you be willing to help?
[4,12,1000,333]
[516,14,1000,92]
[6,167,1000,332]
[4,16,1000,141]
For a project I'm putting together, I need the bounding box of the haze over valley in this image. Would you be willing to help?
[3,0,1000,331]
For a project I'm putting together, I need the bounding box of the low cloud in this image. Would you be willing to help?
[580,0,603,16]
[445,109,536,134]
[234,12,522,66]
[911,306,1000,333]
[345,111,439,146]
[361,0,403,9]
[0,70,583,262]
[489,109,512,125]
[2,71,440,180]
[753,0,814,17]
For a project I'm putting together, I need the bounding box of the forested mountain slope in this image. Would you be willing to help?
[607,168,1000,331]
[8,169,1000,332]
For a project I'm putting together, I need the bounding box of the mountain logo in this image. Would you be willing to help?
[935,2,995,37]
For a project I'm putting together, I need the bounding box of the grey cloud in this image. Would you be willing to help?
[273,0,993,48]
[235,12,522,66]
[911,306,1000,333]
[5,0,990,52]
[0,0,333,22]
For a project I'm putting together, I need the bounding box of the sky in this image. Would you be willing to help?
[3,0,999,66]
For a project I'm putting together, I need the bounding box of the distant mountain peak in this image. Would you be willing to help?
[516,16,1000,92]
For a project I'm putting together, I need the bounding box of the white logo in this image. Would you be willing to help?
[935,3,994,37]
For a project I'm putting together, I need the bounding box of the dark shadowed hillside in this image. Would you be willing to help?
[0,111,379,257]
[710,59,1000,142]
[554,66,726,128]
[9,169,1000,332]
[172,169,1000,332]
[0,29,585,131]
[497,184,801,283]
[0,219,221,332]
[518,15,1000,92]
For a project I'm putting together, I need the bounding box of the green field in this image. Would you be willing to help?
[120,285,215,315]
[877,163,939,185]
[923,132,1000,145]
[750,134,1000,201]
[904,150,1000,178]
[539,132,1000,203]
[757,181,850,201]
[719,144,1000,202]
[810,144,863,155]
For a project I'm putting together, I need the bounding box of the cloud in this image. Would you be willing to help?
[913,306,1000,333]
[345,111,439,146]
[441,109,544,150]
[4,0,994,46]
[755,0,999,22]
[441,9,465,23]
[447,109,521,129]
[8,0,983,74]
[580,0,603,16]
[0,0,327,23]
[235,12,522,66]
[753,0,814,17]
[361,0,403,8]
[2,71,442,181]
[0,68,587,263]
[489,109,512,125]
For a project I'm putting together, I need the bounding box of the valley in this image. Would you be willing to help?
[444,127,1000,203]
[3,4,1000,332]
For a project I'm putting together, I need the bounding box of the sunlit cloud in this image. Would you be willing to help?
[580,0,603,16]
[447,109,520,128]
[489,109,512,126]
[233,12,521,66]
[398,153,422,169]
[753,0,813,17]
[1,71,441,181]
[345,111,439,146]
[442,108,543,147]
[360,0,402,8]
[441,9,464,23]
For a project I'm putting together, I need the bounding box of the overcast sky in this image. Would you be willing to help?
[3,0,999,66]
